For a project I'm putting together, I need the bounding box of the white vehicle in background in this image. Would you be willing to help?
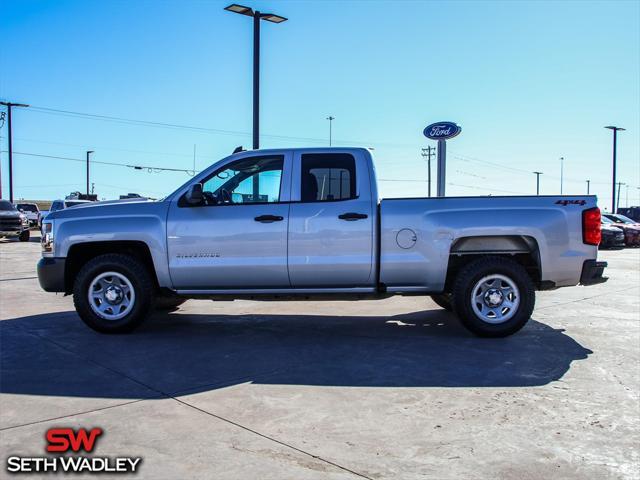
[47,199,93,215]
[15,203,39,227]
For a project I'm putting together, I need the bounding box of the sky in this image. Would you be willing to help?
[1,0,639,211]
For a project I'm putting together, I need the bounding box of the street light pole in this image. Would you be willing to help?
[86,150,94,195]
[326,116,335,146]
[559,157,564,195]
[586,179,590,195]
[605,126,625,214]
[0,101,29,202]
[224,4,287,150]
[253,11,260,150]
[533,171,543,195]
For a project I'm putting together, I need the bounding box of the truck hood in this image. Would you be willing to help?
[46,199,159,220]
[0,210,21,219]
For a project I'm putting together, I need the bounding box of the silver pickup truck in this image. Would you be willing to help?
[38,147,607,337]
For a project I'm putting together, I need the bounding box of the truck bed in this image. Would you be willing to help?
[379,195,598,293]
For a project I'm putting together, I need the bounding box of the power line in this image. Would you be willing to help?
[3,151,197,175]
[13,136,220,160]
[26,105,408,148]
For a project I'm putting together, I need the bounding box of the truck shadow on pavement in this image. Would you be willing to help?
[0,309,592,399]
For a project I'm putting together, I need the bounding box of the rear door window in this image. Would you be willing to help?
[300,153,356,202]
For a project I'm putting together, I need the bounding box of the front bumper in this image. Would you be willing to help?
[0,227,27,236]
[579,260,608,286]
[37,257,66,292]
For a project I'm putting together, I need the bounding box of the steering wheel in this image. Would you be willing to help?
[219,188,232,204]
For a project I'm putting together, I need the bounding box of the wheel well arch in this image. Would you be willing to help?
[65,241,158,294]
[444,235,543,291]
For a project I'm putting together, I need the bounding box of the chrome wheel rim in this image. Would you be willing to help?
[88,271,135,321]
[471,274,519,324]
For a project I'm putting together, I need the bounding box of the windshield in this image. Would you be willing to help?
[601,216,614,224]
[0,200,17,211]
[17,204,38,212]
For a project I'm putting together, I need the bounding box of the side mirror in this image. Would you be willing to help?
[185,183,204,205]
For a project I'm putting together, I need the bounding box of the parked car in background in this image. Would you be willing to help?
[599,218,625,250]
[604,213,640,227]
[0,200,31,241]
[603,213,640,247]
[15,203,39,227]
[48,199,93,215]
[39,195,96,227]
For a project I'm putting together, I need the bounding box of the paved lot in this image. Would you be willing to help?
[1,234,638,479]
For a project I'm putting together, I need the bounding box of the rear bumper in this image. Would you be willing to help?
[37,257,66,292]
[579,260,608,286]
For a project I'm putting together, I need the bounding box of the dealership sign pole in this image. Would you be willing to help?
[423,121,461,197]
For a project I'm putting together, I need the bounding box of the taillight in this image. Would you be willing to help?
[582,207,601,245]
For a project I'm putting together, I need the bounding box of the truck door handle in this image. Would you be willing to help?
[338,212,368,221]
[254,215,284,223]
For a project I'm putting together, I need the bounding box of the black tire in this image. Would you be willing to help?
[73,253,155,333]
[18,230,30,242]
[430,293,453,311]
[452,256,535,338]
[155,295,187,311]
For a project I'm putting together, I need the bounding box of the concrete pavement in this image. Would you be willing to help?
[1,234,638,479]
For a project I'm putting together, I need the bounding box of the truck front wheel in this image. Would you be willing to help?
[73,253,154,333]
[452,256,535,337]
[430,293,453,311]
[18,230,30,242]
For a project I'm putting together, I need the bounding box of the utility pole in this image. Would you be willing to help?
[616,182,624,213]
[559,156,564,194]
[326,116,335,146]
[586,179,590,195]
[0,111,5,199]
[605,126,625,214]
[625,184,629,207]
[533,171,543,195]
[0,101,30,202]
[86,150,94,195]
[421,146,436,197]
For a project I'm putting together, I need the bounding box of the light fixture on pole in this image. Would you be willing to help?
[326,116,335,146]
[533,171,543,195]
[605,126,625,214]
[224,4,287,150]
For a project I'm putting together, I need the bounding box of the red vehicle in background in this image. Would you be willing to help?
[603,213,640,247]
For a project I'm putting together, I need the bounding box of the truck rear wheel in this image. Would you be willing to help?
[452,256,535,337]
[73,253,154,333]
[430,293,453,311]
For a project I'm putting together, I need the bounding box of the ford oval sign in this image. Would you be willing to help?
[423,122,461,140]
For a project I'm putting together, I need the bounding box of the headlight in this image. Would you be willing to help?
[20,214,28,225]
[42,222,54,255]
